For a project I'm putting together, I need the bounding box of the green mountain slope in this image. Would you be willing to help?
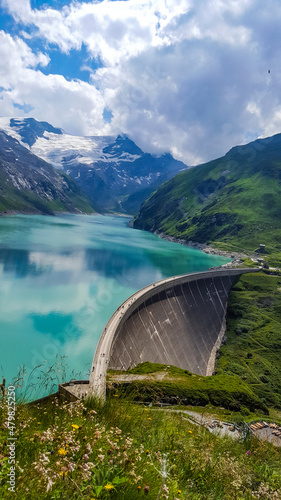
[134,133,281,253]
[217,272,281,409]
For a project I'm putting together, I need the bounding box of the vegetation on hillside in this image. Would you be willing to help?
[108,363,267,414]
[0,169,96,215]
[216,272,281,409]
[1,394,281,500]
[133,134,281,265]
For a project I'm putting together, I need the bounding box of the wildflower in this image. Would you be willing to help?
[84,454,90,461]
[178,490,181,494]
[138,486,141,493]
[71,424,79,430]
[188,431,192,434]
[46,479,53,492]
[104,484,114,491]
[60,467,68,479]
[246,450,251,455]
[114,394,118,397]
[85,443,92,454]
[146,449,149,454]
[144,484,150,494]
[58,448,67,456]
[40,454,50,464]
[147,418,152,421]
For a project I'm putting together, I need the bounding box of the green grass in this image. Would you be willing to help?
[1,394,281,499]
[108,362,267,413]
[216,272,281,409]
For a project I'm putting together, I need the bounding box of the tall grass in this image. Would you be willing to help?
[1,390,281,499]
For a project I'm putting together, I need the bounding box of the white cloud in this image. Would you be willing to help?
[0,30,108,136]
[1,0,281,163]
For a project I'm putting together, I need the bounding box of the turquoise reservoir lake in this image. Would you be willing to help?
[0,214,229,399]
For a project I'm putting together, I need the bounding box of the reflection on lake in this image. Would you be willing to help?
[0,214,229,399]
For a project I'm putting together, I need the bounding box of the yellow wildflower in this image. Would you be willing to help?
[71,424,79,430]
[58,448,67,456]
[104,484,114,491]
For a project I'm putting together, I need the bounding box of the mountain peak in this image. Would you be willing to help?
[0,117,189,214]
[9,117,63,147]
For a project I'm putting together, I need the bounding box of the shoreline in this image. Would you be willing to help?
[151,230,254,268]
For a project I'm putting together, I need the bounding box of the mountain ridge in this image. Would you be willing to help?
[0,131,96,215]
[133,132,281,257]
[0,117,189,214]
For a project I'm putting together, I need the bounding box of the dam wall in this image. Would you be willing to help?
[89,268,259,398]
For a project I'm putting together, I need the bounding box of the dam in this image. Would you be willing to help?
[89,268,259,399]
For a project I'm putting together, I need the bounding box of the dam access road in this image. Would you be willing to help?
[89,268,260,400]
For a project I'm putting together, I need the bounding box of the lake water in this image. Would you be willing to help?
[0,214,229,399]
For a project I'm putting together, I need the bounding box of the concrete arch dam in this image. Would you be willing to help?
[89,268,258,398]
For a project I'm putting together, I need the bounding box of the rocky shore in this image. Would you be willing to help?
[152,230,256,268]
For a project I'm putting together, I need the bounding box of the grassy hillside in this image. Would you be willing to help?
[216,272,281,409]
[108,363,267,414]
[1,394,281,499]
[134,134,281,260]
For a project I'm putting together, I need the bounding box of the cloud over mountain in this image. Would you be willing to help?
[0,0,280,164]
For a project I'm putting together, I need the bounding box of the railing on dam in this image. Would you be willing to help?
[89,268,260,399]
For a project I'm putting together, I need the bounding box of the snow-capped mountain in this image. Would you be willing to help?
[0,118,189,213]
[0,130,95,215]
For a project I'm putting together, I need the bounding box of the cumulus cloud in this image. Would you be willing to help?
[1,0,281,163]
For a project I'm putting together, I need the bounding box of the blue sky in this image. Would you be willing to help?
[0,0,280,164]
